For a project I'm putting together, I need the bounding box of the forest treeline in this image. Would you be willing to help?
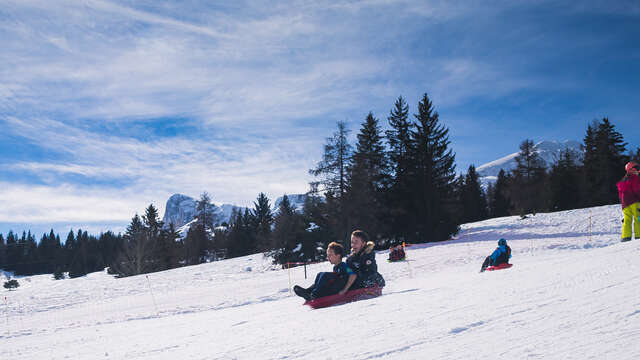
[1,94,637,278]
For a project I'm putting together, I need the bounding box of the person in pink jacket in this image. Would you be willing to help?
[616,162,640,242]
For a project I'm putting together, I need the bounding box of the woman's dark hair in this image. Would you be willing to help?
[351,230,369,243]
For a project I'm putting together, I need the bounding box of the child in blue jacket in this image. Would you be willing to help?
[480,238,511,272]
[293,242,357,300]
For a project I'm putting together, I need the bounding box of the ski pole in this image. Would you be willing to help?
[5,296,8,337]
[145,275,159,316]
[403,242,413,279]
[287,263,292,295]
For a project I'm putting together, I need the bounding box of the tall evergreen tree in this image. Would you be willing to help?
[301,194,331,261]
[408,93,458,242]
[488,169,512,218]
[5,231,18,272]
[142,204,163,270]
[196,192,216,230]
[385,96,414,242]
[549,148,583,211]
[584,117,628,205]
[269,195,308,264]
[309,121,352,241]
[460,165,488,223]
[0,234,6,270]
[508,139,547,215]
[68,229,90,278]
[252,192,273,252]
[226,208,257,257]
[113,215,152,277]
[184,223,209,265]
[157,224,181,270]
[347,112,389,242]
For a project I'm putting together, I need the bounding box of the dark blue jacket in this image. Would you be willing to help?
[346,241,385,288]
[490,245,511,265]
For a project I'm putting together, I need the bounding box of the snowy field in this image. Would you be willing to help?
[2,204,640,359]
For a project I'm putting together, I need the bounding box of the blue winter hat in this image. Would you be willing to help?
[498,238,507,246]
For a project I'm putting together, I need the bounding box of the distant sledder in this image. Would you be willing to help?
[387,242,406,262]
[480,238,512,272]
[617,162,640,242]
[294,230,385,308]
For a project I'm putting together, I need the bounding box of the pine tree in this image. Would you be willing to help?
[488,169,512,217]
[226,208,257,257]
[113,215,152,277]
[158,224,181,270]
[269,195,308,264]
[589,117,628,205]
[252,193,273,252]
[142,204,163,270]
[184,223,208,265]
[385,96,413,243]
[196,192,216,230]
[4,231,18,272]
[301,194,331,261]
[0,233,6,270]
[460,165,488,223]
[309,121,352,241]
[549,148,583,211]
[347,112,390,242]
[408,93,458,242]
[508,139,547,216]
[69,229,89,278]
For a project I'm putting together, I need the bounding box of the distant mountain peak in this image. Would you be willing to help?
[477,140,582,182]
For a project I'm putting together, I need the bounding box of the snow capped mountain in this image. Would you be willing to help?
[162,193,308,236]
[477,140,582,183]
[162,194,198,230]
[162,194,246,232]
[273,194,307,213]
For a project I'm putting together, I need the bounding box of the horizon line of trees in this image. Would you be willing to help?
[1,94,637,279]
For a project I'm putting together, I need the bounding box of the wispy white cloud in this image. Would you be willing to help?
[1,115,319,221]
[1,0,638,233]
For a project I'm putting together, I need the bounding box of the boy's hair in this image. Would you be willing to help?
[328,242,345,257]
[351,230,369,243]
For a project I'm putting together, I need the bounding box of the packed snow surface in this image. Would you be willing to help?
[2,205,640,359]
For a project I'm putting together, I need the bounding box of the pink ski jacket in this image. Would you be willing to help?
[617,173,640,209]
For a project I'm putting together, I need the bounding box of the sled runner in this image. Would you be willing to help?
[484,263,513,271]
[303,286,383,309]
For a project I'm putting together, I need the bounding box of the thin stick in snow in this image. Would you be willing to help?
[145,275,160,316]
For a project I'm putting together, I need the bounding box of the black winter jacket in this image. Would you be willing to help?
[346,241,385,289]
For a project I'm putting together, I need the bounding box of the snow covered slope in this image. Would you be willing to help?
[2,205,640,359]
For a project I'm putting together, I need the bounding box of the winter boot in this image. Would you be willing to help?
[621,237,632,242]
[293,285,312,301]
[480,256,492,272]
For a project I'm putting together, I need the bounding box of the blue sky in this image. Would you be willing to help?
[1,0,639,236]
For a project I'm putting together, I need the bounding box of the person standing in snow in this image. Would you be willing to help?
[480,238,512,272]
[346,230,385,289]
[617,162,640,242]
[293,242,357,300]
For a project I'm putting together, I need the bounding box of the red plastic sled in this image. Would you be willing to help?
[485,263,513,271]
[303,286,383,309]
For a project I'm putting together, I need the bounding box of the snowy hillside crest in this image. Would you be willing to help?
[3,204,639,359]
